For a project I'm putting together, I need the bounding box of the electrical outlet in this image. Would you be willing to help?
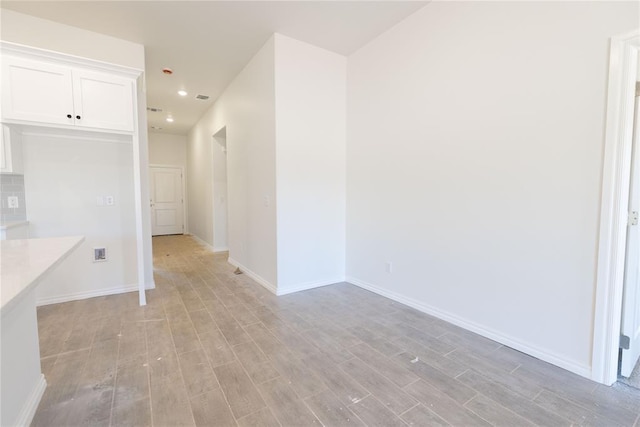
[105,196,114,206]
[7,196,18,208]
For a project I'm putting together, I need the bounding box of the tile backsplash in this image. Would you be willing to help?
[1,174,27,222]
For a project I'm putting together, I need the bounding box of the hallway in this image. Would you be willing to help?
[32,235,640,426]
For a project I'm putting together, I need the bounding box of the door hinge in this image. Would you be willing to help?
[620,334,630,350]
[629,211,639,226]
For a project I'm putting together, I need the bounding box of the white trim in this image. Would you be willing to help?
[13,374,46,427]
[227,257,278,295]
[134,76,147,307]
[11,124,133,140]
[592,29,640,385]
[189,233,216,252]
[277,278,346,296]
[0,41,142,76]
[35,283,149,306]
[347,276,591,378]
[213,247,229,253]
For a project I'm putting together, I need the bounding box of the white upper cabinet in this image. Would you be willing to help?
[72,69,134,131]
[2,55,135,133]
[2,57,75,126]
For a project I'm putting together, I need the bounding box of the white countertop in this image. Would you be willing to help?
[1,236,84,312]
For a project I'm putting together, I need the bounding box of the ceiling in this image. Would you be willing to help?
[1,1,427,135]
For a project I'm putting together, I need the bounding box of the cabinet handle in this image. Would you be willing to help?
[67,114,72,119]
[76,115,81,120]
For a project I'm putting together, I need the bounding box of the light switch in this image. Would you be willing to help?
[96,196,104,206]
[7,196,18,208]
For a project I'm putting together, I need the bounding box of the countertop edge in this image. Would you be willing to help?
[1,236,84,314]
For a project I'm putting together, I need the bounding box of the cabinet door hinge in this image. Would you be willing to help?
[629,211,639,226]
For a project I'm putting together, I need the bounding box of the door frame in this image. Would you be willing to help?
[592,29,640,385]
[149,164,187,236]
[212,126,229,252]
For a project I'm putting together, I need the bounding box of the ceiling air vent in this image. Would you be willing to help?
[195,94,210,101]
[147,107,163,112]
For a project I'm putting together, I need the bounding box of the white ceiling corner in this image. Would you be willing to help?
[1,1,427,135]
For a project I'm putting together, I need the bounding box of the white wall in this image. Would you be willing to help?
[0,9,144,70]
[188,36,277,288]
[346,1,639,377]
[274,34,346,293]
[149,132,187,167]
[1,10,151,300]
[23,135,137,304]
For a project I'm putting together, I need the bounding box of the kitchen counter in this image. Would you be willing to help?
[1,236,83,427]
[1,235,83,312]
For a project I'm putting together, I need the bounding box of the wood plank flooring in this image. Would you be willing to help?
[32,235,640,426]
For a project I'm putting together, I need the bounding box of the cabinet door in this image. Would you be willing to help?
[73,70,134,132]
[2,57,75,126]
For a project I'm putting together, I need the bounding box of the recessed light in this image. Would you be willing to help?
[166,117,174,123]
[178,90,188,97]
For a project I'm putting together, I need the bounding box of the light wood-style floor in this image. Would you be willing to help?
[32,235,640,426]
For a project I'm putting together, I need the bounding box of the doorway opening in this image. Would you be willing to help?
[617,78,640,389]
[593,29,640,386]
[213,127,229,252]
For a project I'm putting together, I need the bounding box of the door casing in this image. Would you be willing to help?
[593,29,640,385]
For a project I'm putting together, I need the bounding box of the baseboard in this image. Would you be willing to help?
[36,284,139,306]
[227,257,277,295]
[13,374,46,427]
[277,277,346,296]
[188,234,216,252]
[346,276,591,379]
[213,246,229,253]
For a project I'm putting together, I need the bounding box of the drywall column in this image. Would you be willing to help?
[274,34,346,294]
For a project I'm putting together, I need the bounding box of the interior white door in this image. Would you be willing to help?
[620,86,640,377]
[150,166,184,236]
